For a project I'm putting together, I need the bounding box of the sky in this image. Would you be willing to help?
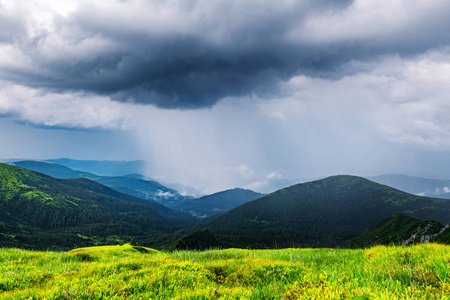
[1,0,450,194]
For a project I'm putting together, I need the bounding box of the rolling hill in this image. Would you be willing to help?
[0,163,193,250]
[9,160,188,206]
[173,188,265,218]
[201,175,450,248]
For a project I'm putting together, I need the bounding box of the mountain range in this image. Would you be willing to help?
[0,163,194,250]
[46,158,151,177]
[173,188,265,218]
[9,160,266,217]
[9,160,188,207]
[3,161,450,250]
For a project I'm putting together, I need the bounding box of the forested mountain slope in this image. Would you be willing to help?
[0,163,191,250]
[202,175,450,248]
[10,160,187,206]
[350,214,448,247]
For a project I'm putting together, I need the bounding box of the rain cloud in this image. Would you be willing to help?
[1,0,450,109]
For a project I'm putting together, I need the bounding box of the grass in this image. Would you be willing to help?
[1,243,450,299]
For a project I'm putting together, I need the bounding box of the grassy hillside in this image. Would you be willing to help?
[1,243,450,299]
[0,163,191,250]
[202,175,450,248]
[68,242,160,255]
[174,188,265,218]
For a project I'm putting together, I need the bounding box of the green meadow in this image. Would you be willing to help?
[1,243,450,299]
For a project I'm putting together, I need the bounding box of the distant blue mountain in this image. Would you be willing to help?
[10,160,188,206]
[46,158,151,177]
[174,188,265,218]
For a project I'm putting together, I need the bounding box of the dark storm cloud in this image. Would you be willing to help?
[2,0,450,108]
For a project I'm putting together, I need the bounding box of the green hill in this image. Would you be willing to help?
[174,188,264,218]
[350,214,447,247]
[168,229,220,250]
[68,242,160,255]
[201,175,450,248]
[0,163,192,250]
[62,178,195,226]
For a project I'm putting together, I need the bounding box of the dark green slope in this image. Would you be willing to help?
[64,178,194,226]
[11,160,187,206]
[174,188,265,218]
[0,163,189,250]
[350,214,444,247]
[202,175,450,248]
[168,229,221,251]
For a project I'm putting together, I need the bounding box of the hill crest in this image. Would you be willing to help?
[201,175,450,248]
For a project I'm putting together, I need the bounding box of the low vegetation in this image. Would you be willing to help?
[1,243,450,299]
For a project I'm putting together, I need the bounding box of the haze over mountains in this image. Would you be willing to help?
[2,160,450,251]
[173,188,265,218]
[7,160,265,217]
[368,174,450,199]
[47,159,152,177]
[9,160,188,207]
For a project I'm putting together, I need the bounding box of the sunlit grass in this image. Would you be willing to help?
[1,243,450,299]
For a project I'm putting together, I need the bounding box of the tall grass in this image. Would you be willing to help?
[1,243,450,299]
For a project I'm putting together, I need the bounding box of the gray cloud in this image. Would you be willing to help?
[0,81,129,129]
[0,12,24,43]
[2,0,450,109]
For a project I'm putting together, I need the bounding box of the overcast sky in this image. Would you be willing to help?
[1,0,450,193]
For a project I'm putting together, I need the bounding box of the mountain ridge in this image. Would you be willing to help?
[0,163,193,250]
[200,175,450,248]
[174,188,265,218]
[10,160,188,206]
